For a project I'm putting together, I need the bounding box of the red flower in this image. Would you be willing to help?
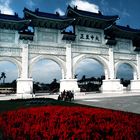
[0,106,140,140]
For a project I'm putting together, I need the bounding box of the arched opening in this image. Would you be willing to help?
[31,59,62,93]
[0,61,18,93]
[75,58,105,92]
[116,63,134,88]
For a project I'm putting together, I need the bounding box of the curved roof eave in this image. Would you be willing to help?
[66,6,118,22]
[24,9,75,22]
[105,24,140,40]
[113,25,140,33]
[0,19,31,24]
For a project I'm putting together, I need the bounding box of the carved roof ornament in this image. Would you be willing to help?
[14,12,18,17]
[56,11,60,16]
[74,6,78,10]
[35,8,39,13]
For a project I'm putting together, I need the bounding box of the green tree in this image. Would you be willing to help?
[0,72,6,84]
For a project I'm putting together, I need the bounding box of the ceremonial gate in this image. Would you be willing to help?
[0,6,140,97]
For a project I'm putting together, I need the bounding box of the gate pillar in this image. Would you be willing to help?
[60,79,79,92]
[101,79,123,93]
[16,42,33,98]
[102,45,123,93]
[60,43,79,92]
[131,53,140,92]
[130,80,140,92]
[17,78,33,98]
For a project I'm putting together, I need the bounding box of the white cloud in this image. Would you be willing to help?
[100,0,110,14]
[26,0,36,9]
[122,9,130,17]
[112,7,130,17]
[70,0,99,13]
[54,0,99,17]
[100,0,130,18]
[0,0,14,15]
[55,8,65,16]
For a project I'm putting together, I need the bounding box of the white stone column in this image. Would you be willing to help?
[136,53,140,79]
[104,69,109,80]
[60,43,80,93]
[16,42,33,97]
[102,45,123,93]
[66,43,72,79]
[131,53,140,92]
[21,44,29,79]
[61,68,65,79]
[108,46,115,79]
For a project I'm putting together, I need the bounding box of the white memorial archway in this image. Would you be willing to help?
[0,6,140,97]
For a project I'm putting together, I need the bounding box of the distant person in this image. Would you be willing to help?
[58,95,61,100]
[32,89,35,97]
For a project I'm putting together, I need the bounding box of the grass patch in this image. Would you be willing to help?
[0,98,85,113]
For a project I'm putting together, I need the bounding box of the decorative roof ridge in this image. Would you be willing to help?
[24,7,74,20]
[24,7,59,16]
[0,18,31,23]
[0,12,22,21]
[66,5,119,21]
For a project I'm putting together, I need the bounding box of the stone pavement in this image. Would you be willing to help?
[0,92,140,114]
[74,92,140,114]
[74,94,140,114]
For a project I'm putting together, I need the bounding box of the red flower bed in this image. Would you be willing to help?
[0,106,140,140]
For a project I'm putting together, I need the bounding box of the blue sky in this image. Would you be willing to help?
[0,0,137,83]
[0,0,139,28]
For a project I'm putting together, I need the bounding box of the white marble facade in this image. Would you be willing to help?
[0,25,140,97]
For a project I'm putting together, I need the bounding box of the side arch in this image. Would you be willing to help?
[29,55,66,79]
[73,54,109,79]
[115,61,138,80]
[0,57,21,77]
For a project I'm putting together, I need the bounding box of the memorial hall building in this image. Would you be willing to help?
[0,5,140,97]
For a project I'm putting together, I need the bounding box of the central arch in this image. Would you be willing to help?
[73,54,109,79]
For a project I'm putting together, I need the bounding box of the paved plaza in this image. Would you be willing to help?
[74,95,140,114]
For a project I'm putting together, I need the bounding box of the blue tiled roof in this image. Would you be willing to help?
[105,24,140,41]
[0,13,22,21]
[0,12,31,30]
[67,6,118,21]
[24,8,72,20]
[114,25,140,33]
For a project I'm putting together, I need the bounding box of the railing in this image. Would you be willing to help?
[0,88,15,94]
